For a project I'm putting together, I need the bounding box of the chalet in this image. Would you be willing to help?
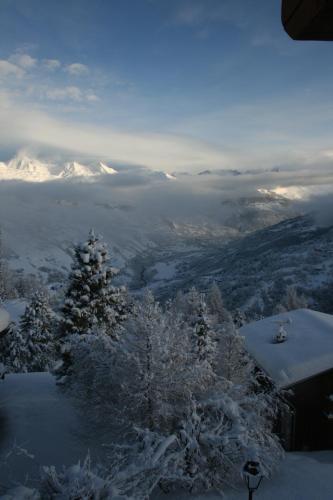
[240,309,333,451]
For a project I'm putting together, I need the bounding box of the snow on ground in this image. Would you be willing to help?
[0,373,104,490]
[0,373,332,499]
[0,309,10,332]
[2,300,27,325]
[157,451,333,500]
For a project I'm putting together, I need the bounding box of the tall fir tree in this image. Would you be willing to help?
[57,230,128,383]
[20,292,55,372]
[194,297,216,365]
[61,229,127,339]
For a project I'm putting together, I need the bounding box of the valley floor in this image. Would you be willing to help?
[0,373,332,499]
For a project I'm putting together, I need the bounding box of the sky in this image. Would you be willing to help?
[1,0,333,172]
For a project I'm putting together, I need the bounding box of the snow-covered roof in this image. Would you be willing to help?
[240,309,333,388]
[0,307,10,332]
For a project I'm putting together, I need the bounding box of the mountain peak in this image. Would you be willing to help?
[4,154,53,182]
[98,162,118,175]
[59,161,96,179]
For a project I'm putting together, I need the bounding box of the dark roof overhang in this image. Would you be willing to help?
[282,0,333,40]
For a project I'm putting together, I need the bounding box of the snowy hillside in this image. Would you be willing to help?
[140,215,333,315]
[0,160,298,288]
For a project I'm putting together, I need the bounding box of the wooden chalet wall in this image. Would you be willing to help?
[286,368,333,450]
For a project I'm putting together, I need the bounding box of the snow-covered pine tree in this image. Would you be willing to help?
[3,322,29,373]
[19,292,55,372]
[194,298,216,365]
[182,287,217,381]
[182,286,201,324]
[207,282,232,325]
[275,285,308,313]
[61,229,127,339]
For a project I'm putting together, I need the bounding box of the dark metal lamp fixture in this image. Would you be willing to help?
[243,460,263,500]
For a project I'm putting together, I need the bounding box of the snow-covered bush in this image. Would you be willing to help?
[66,286,283,497]
[1,322,29,373]
[40,455,125,499]
[68,291,199,432]
[19,292,55,372]
[111,387,283,496]
[3,456,135,500]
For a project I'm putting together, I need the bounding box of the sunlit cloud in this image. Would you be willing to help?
[65,63,89,76]
[9,53,37,69]
[0,60,24,79]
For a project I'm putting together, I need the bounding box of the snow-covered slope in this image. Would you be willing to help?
[0,373,105,489]
[141,215,333,315]
[97,162,118,175]
[59,161,97,179]
[0,156,302,295]
[0,307,10,332]
[150,171,177,181]
[0,161,297,281]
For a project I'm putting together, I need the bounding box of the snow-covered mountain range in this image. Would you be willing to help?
[0,153,179,183]
[0,154,119,182]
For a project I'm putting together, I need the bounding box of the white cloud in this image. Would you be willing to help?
[43,86,99,103]
[43,59,61,71]
[9,53,37,69]
[86,92,100,102]
[65,63,89,76]
[1,85,333,174]
[46,86,83,101]
[0,93,228,171]
[0,60,25,78]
